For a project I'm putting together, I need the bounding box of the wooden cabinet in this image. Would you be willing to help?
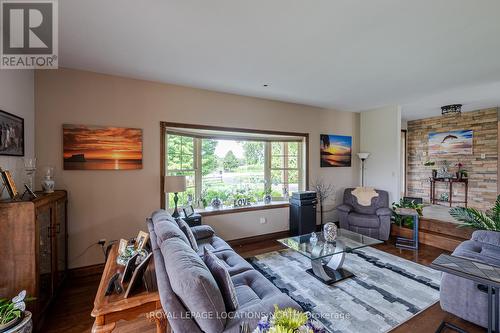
[0,190,68,326]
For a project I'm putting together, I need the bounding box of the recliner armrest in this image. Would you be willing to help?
[471,230,500,247]
[190,225,215,241]
[337,204,353,213]
[376,207,392,217]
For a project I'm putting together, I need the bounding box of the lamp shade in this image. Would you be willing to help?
[357,152,370,160]
[164,175,186,193]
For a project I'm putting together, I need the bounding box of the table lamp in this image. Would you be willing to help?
[164,175,186,218]
[357,152,370,187]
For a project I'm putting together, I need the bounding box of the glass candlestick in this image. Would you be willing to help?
[24,157,36,190]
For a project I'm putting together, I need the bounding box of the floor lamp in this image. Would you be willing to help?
[357,153,370,187]
[164,175,186,218]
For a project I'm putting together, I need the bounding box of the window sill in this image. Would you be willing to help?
[196,201,289,217]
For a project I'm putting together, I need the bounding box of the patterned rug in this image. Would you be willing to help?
[247,247,441,333]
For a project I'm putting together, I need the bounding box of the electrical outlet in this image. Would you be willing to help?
[481,153,486,159]
[259,217,267,224]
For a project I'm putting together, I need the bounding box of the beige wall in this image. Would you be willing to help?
[0,71,34,200]
[35,68,360,268]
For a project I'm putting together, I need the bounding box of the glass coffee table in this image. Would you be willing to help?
[278,229,382,285]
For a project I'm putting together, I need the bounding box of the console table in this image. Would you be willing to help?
[430,178,468,207]
[91,244,169,333]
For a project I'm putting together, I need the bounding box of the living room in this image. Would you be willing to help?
[1,1,499,333]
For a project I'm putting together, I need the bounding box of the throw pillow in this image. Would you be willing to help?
[203,247,239,312]
[176,218,199,252]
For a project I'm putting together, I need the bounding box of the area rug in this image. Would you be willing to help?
[247,247,441,333]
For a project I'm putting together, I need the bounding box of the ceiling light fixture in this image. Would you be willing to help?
[441,104,462,116]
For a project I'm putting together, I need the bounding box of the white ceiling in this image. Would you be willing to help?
[59,0,500,120]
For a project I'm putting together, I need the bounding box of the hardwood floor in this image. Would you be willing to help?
[41,238,485,333]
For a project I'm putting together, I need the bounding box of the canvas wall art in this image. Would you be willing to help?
[320,134,352,167]
[0,110,24,156]
[428,130,473,155]
[63,124,143,170]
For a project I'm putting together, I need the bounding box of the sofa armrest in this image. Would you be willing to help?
[471,230,500,247]
[190,225,215,241]
[376,207,392,217]
[337,204,353,214]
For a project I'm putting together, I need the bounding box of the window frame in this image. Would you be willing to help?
[160,122,309,210]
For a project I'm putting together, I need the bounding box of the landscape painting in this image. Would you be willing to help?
[320,134,352,167]
[428,130,473,155]
[63,124,143,170]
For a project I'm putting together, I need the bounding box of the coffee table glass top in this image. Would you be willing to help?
[278,229,382,261]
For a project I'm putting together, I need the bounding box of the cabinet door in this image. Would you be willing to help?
[54,199,67,286]
[36,205,53,311]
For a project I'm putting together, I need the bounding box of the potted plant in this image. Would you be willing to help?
[424,161,437,178]
[450,195,500,231]
[256,305,325,333]
[392,198,423,229]
[0,290,33,333]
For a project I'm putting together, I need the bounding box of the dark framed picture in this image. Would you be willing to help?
[0,110,24,156]
[183,205,195,217]
[0,169,19,199]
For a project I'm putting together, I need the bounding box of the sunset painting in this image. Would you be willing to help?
[320,134,352,167]
[428,130,473,155]
[63,125,143,170]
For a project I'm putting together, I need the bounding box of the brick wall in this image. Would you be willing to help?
[407,108,498,210]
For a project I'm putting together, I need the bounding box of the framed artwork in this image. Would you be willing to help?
[135,231,149,251]
[320,134,352,167]
[428,130,473,155]
[183,205,195,217]
[63,124,143,170]
[0,110,24,156]
[0,169,19,199]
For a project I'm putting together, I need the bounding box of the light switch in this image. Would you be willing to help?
[481,153,486,159]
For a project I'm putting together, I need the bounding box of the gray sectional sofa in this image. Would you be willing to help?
[440,230,500,328]
[147,209,301,333]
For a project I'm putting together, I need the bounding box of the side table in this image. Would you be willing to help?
[431,254,500,333]
[394,207,419,250]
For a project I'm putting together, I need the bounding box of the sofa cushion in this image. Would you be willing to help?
[472,230,500,247]
[177,218,199,251]
[154,219,190,246]
[191,225,216,241]
[197,235,233,255]
[231,270,281,308]
[213,250,254,276]
[347,212,380,228]
[161,237,226,333]
[204,248,239,312]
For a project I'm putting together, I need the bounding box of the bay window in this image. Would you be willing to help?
[161,123,308,211]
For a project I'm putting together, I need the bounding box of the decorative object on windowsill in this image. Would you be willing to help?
[441,103,462,116]
[0,168,19,200]
[186,193,193,206]
[450,194,500,231]
[255,305,325,333]
[233,197,251,207]
[0,110,24,157]
[323,222,338,242]
[183,205,195,217]
[357,152,370,187]
[282,187,289,200]
[41,166,55,193]
[198,188,208,208]
[164,175,186,218]
[211,197,222,210]
[311,178,334,227]
[263,181,272,205]
[0,290,33,333]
